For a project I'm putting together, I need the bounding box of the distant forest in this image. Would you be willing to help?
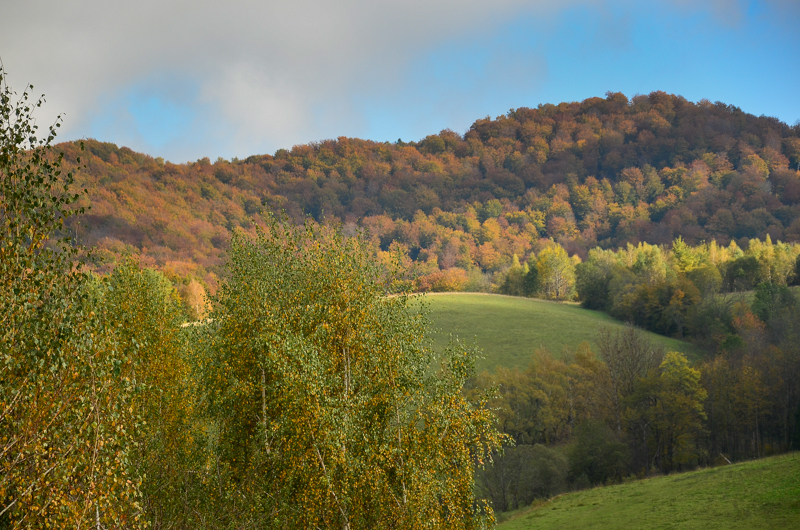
[60,91,800,298]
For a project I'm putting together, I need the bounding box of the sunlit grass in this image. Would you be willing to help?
[420,293,701,373]
[498,452,800,530]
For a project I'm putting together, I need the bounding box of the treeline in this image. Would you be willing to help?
[469,235,800,514]
[395,234,800,346]
[574,237,800,347]
[472,322,800,513]
[1,71,503,529]
[54,91,800,301]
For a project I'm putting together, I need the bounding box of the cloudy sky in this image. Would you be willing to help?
[1,0,798,162]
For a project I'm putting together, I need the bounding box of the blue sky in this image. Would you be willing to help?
[1,0,798,162]
[361,1,800,143]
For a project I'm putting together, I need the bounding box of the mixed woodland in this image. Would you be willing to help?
[4,71,800,527]
[58,90,800,301]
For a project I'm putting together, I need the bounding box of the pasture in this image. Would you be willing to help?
[497,452,800,530]
[420,293,700,372]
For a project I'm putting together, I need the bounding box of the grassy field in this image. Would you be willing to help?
[497,452,800,530]
[420,293,700,372]
[717,285,800,305]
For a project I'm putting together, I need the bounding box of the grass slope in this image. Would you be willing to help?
[422,293,700,372]
[498,452,800,530]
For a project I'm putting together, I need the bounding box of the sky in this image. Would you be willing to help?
[1,0,798,163]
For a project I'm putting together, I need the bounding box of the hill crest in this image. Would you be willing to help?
[56,91,800,292]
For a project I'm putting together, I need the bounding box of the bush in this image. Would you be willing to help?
[478,444,568,513]
[567,420,629,487]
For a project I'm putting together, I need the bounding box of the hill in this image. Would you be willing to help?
[422,293,699,372]
[53,91,800,294]
[497,452,800,530]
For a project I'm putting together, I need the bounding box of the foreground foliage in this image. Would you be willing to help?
[197,219,505,528]
[2,68,503,529]
[0,66,143,527]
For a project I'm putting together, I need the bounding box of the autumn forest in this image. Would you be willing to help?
[59,91,800,300]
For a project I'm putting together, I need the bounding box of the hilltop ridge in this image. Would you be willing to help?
[58,91,800,292]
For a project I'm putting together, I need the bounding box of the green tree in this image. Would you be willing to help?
[671,237,702,273]
[523,259,540,297]
[747,236,798,285]
[536,243,576,300]
[200,219,505,528]
[722,255,760,292]
[622,351,707,475]
[751,282,796,323]
[499,254,525,296]
[650,352,707,472]
[686,263,722,298]
[477,199,503,222]
[87,263,201,527]
[0,66,141,528]
[575,248,617,310]
[567,420,628,486]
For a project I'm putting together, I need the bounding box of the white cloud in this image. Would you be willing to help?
[0,0,794,160]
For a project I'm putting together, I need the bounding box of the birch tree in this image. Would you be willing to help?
[200,218,504,528]
[0,65,142,529]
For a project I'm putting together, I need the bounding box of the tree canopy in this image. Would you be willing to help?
[198,218,505,528]
[35,91,799,300]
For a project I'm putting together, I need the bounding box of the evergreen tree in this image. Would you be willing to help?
[523,255,540,297]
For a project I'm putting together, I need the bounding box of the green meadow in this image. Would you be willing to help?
[497,452,800,530]
[421,293,700,372]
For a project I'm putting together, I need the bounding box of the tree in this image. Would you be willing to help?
[523,256,540,297]
[477,444,567,512]
[178,277,209,321]
[499,254,525,296]
[595,326,664,438]
[87,263,200,527]
[686,263,722,298]
[672,237,702,273]
[722,255,760,292]
[752,282,796,323]
[536,243,576,300]
[477,199,503,222]
[1,66,141,528]
[575,248,616,310]
[567,420,628,486]
[199,218,505,528]
[791,254,800,286]
[747,236,798,285]
[649,352,707,472]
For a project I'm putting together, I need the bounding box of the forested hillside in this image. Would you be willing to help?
[59,91,800,300]
[7,63,800,527]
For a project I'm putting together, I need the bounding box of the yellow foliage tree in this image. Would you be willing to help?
[536,243,576,300]
[199,219,505,528]
[1,65,142,529]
